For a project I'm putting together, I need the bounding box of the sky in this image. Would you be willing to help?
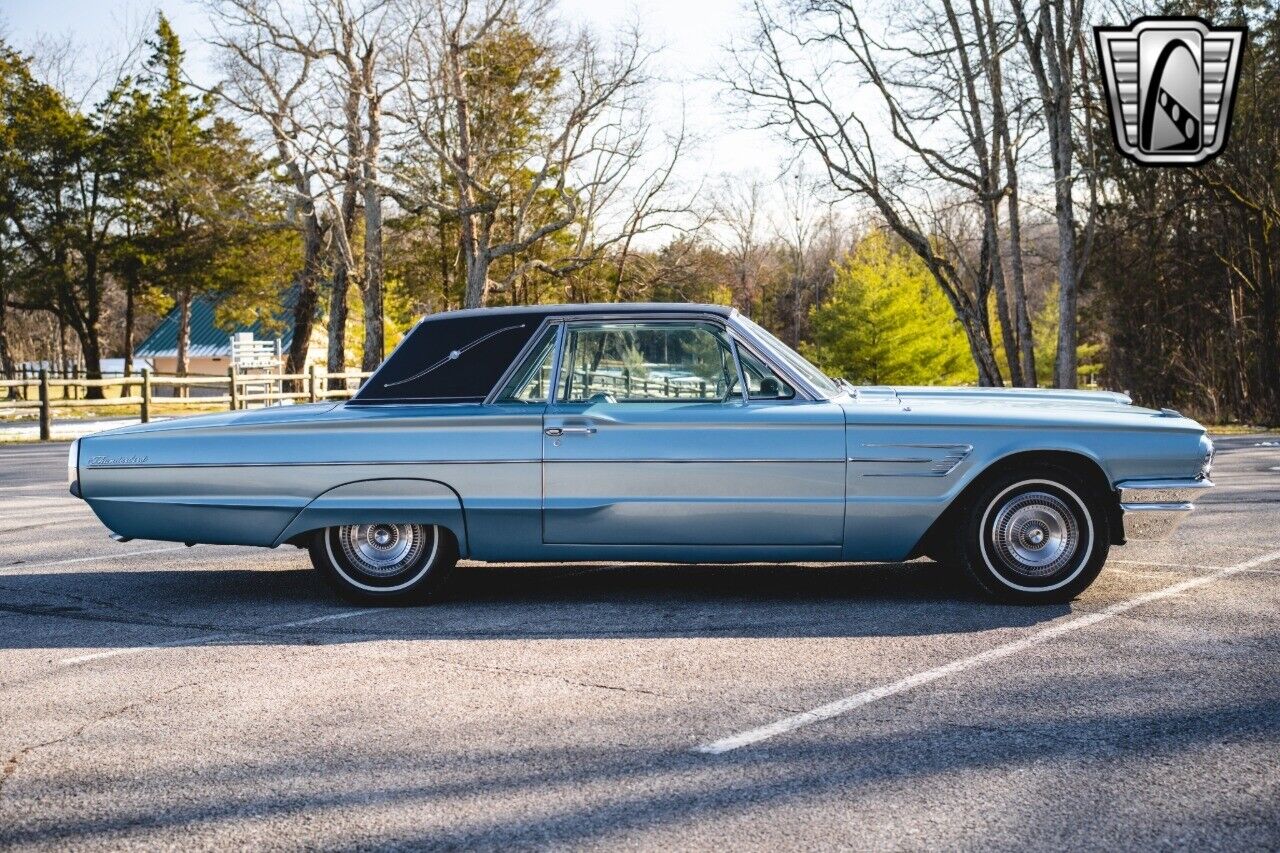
[0,0,793,183]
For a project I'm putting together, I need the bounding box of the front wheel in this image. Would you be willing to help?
[953,468,1110,604]
[309,523,458,604]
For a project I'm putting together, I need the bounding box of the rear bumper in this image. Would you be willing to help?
[1116,479,1213,540]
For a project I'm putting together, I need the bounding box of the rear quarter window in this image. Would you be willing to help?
[353,314,539,403]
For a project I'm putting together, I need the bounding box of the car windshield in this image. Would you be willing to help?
[735,315,842,398]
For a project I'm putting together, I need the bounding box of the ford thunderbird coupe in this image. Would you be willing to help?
[70,303,1214,604]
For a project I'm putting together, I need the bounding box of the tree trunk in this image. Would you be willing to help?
[176,289,191,376]
[57,315,68,378]
[361,101,385,371]
[957,303,1004,387]
[123,271,137,378]
[1005,178,1036,384]
[0,279,17,399]
[176,287,191,398]
[1016,0,1079,390]
[1051,112,1078,389]
[463,250,489,310]
[974,0,1035,385]
[450,38,487,311]
[1257,219,1279,420]
[286,212,323,389]
[988,213,1023,387]
[328,263,350,392]
[77,331,104,402]
[943,0,1017,386]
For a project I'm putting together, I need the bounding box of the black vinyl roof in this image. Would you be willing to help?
[422,303,734,321]
[352,303,735,404]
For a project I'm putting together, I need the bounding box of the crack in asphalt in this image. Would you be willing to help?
[0,680,199,800]
[0,595,221,634]
[0,583,197,625]
[366,648,804,714]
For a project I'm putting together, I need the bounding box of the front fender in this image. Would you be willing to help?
[274,478,469,555]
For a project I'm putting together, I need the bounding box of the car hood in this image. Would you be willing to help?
[883,385,1134,407]
[846,384,1204,432]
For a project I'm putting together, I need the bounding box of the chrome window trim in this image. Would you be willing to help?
[359,308,822,406]
[547,321,568,404]
[483,317,560,405]
[726,336,749,405]
[727,332,816,402]
[547,313,748,406]
[726,312,827,400]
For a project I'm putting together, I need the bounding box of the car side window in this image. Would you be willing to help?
[494,325,558,403]
[733,344,796,400]
[556,322,738,404]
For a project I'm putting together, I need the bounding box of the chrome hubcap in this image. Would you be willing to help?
[337,523,427,577]
[990,491,1078,577]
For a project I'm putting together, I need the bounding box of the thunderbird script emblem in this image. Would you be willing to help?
[1095,17,1246,166]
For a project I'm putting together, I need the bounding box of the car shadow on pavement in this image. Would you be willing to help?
[1,696,1275,850]
[0,559,1070,649]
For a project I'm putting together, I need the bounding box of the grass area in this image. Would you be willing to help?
[0,402,232,422]
[1207,424,1280,435]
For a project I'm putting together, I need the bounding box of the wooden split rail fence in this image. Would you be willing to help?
[0,366,373,441]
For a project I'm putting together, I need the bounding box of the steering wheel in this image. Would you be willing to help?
[587,392,617,405]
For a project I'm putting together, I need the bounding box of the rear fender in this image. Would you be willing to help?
[275,478,468,555]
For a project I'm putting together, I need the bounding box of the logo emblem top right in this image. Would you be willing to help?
[1095,17,1247,166]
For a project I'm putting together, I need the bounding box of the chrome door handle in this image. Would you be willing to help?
[545,427,597,437]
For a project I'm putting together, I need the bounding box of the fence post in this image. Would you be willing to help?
[228,367,239,411]
[38,369,51,441]
[309,364,318,403]
[141,368,151,424]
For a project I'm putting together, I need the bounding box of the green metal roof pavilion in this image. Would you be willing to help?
[134,296,297,359]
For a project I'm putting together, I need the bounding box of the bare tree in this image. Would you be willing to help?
[598,114,705,302]
[390,0,650,308]
[1010,0,1096,388]
[515,92,703,302]
[712,176,767,317]
[212,4,329,382]
[213,0,403,375]
[974,0,1036,384]
[729,0,1012,384]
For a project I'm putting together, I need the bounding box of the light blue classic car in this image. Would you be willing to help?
[70,304,1214,604]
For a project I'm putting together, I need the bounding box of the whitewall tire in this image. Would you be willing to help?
[954,468,1110,604]
[309,523,458,604]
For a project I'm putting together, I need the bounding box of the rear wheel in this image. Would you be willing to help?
[953,468,1109,604]
[309,523,458,604]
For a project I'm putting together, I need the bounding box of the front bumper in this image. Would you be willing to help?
[1116,478,1213,540]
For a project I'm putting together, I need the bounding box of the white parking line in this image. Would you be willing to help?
[1107,558,1231,570]
[59,608,380,666]
[694,547,1280,755]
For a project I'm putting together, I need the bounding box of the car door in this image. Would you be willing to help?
[541,318,846,546]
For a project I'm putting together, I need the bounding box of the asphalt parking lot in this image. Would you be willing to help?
[0,438,1277,850]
